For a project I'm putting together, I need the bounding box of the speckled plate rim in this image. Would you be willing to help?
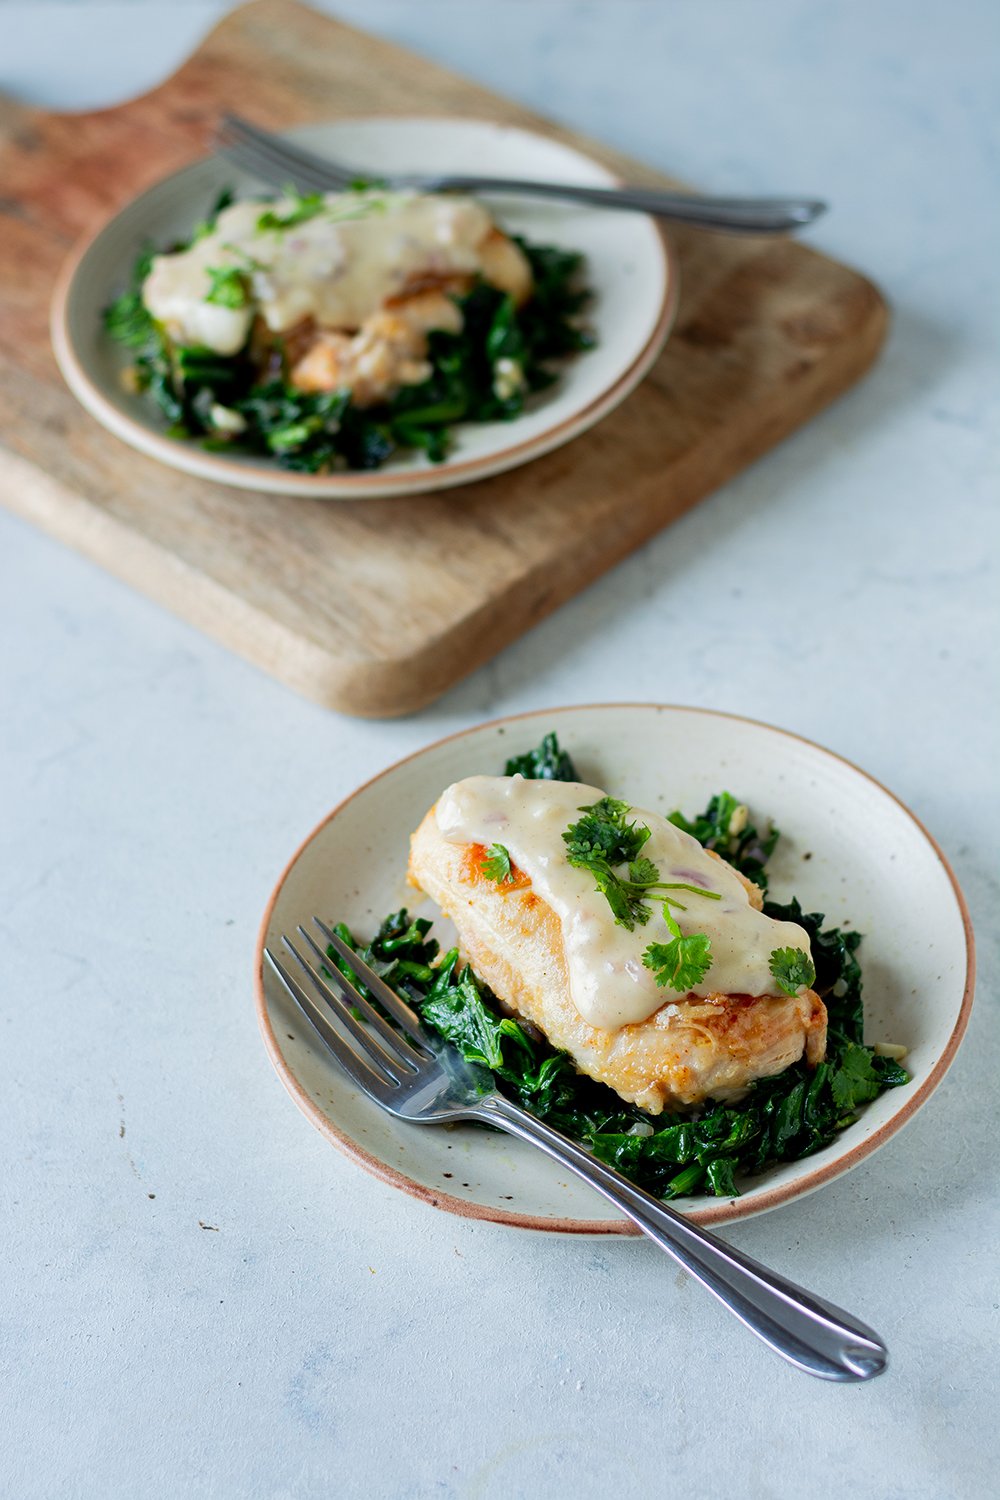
[253,704,976,1232]
[50,117,678,499]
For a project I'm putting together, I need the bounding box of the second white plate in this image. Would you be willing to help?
[51,118,676,498]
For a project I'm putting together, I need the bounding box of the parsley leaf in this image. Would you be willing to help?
[597,868,654,929]
[481,843,514,884]
[765,898,865,1040]
[769,946,817,997]
[256,187,388,235]
[204,266,253,308]
[564,797,650,865]
[628,855,660,887]
[256,187,327,232]
[642,908,713,993]
[563,797,654,930]
[563,799,722,930]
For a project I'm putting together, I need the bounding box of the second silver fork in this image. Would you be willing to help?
[217,113,826,234]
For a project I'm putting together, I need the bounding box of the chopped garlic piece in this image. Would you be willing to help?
[494,356,526,402]
[728,804,749,837]
[209,403,247,435]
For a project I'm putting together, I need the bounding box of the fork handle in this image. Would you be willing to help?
[477,1094,886,1382]
[396,177,826,233]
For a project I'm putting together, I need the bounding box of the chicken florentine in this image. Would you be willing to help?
[408,776,827,1115]
[141,191,533,407]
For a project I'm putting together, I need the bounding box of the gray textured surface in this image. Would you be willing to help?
[2,3,998,1498]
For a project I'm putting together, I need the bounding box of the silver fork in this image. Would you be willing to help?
[264,917,888,1383]
[217,113,826,234]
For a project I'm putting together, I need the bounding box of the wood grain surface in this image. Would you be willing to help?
[0,0,888,717]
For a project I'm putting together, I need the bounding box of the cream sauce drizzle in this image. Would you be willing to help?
[141,191,496,355]
[435,775,813,1030]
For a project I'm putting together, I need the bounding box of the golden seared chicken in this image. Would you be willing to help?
[288,231,533,404]
[408,776,827,1115]
[142,191,532,407]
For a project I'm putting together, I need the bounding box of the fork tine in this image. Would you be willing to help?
[314,920,436,1049]
[294,926,430,1066]
[223,114,360,188]
[216,114,356,192]
[216,118,333,194]
[216,136,333,197]
[263,948,395,1100]
[283,932,418,1080]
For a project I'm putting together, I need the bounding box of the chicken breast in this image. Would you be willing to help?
[409,799,827,1115]
[289,291,464,405]
[289,232,532,403]
[142,190,534,403]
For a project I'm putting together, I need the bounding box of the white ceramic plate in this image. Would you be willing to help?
[254,705,974,1232]
[51,118,676,499]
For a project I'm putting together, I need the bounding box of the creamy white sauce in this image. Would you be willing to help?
[141,191,495,354]
[435,775,813,1030]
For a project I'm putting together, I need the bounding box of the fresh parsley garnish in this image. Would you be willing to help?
[642,907,714,993]
[256,187,388,235]
[562,797,654,930]
[628,855,660,887]
[481,843,514,884]
[768,946,817,997]
[256,187,327,232]
[564,796,649,864]
[562,798,722,931]
[204,266,253,308]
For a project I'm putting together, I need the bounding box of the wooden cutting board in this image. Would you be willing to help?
[0,0,887,718]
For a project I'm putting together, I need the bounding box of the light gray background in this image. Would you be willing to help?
[2,3,998,1498]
